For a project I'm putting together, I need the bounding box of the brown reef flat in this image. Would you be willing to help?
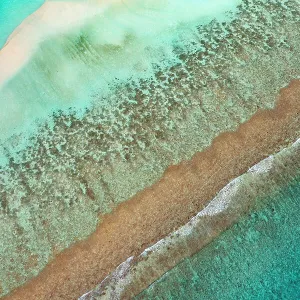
[3,79,300,300]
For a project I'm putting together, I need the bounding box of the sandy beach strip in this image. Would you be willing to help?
[3,79,300,300]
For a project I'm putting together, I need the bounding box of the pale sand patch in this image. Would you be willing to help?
[0,0,242,89]
[0,0,118,87]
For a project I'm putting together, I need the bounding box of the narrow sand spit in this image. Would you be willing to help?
[3,80,300,300]
[0,0,117,87]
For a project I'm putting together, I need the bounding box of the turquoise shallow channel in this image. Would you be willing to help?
[0,0,44,47]
[136,172,300,299]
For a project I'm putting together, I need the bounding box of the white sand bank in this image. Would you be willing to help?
[0,0,115,87]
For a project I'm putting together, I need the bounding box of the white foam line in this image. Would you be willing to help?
[78,256,134,300]
[248,155,275,174]
[292,138,300,147]
[198,177,242,217]
[141,176,242,257]
[79,172,244,299]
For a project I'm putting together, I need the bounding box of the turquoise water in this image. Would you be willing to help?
[136,175,300,299]
[1,1,300,297]
[0,0,44,47]
[0,0,242,161]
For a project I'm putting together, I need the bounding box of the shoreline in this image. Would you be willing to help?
[3,79,300,300]
[0,0,241,89]
[1,1,300,298]
[0,0,113,87]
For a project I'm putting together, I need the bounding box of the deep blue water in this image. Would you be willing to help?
[137,175,300,299]
[0,0,44,47]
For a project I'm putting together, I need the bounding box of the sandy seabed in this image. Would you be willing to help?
[0,0,117,87]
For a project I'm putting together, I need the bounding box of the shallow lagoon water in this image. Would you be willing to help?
[0,0,242,161]
[0,0,44,47]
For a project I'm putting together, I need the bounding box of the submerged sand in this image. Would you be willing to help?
[0,0,240,88]
[3,80,300,300]
[0,0,116,86]
[1,0,300,298]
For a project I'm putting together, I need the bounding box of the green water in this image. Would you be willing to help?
[0,0,44,47]
[137,176,300,299]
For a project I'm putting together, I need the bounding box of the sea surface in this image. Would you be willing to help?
[1,0,300,298]
[136,166,300,299]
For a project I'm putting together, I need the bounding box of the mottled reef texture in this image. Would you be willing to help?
[3,78,300,300]
[1,0,300,298]
[83,137,300,300]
